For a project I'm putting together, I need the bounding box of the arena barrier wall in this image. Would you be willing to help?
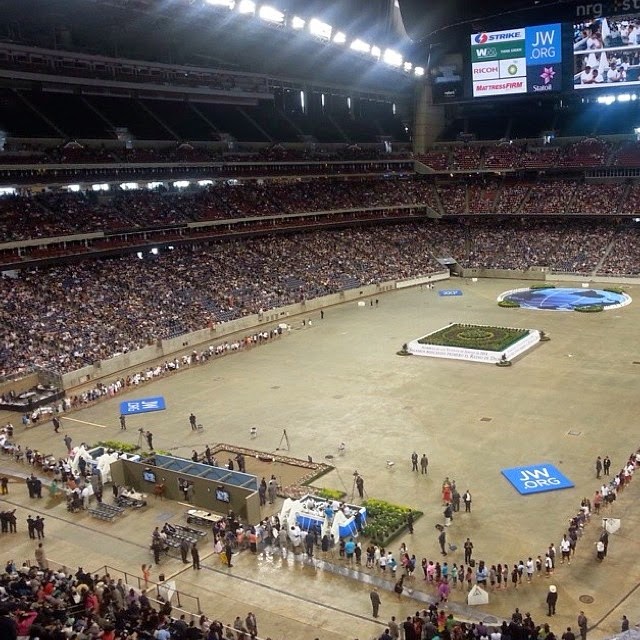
[56,271,450,390]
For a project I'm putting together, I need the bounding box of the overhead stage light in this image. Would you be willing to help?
[333,31,347,44]
[383,48,403,67]
[237,0,255,14]
[309,18,332,40]
[350,39,370,53]
[414,66,425,76]
[205,0,235,8]
[258,5,284,24]
[371,46,381,59]
[291,16,305,30]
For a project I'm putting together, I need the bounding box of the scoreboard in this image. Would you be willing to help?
[470,23,563,97]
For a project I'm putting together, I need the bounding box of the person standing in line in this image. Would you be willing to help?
[438,527,447,556]
[0,477,8,495]
[411,452,419,472]
[464,538,474,564]
[191,543,200,570]
[577,611,588,640]
[443,503,453,527]
[189,413,197,431]
[420,454,429,475]
[603,456,611,476]
[463,489,472,512]
[119,415,126,431]
[621,616,629,632]
[225,540,233,567]
[370,587,381,618]
[245,612,257,638]
[547,585,558,616]
[562,628,576,640]
[34,516,44,539]
[596,456,603,478]
[388,616,400,640]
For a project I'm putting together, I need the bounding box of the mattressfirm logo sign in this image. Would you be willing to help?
[501,463,574,495]
[471,28,525,45]
[473,79,526,97]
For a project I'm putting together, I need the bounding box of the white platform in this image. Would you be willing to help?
[406,326,540,364]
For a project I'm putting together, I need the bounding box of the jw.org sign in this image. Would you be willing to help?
[501,463,574,495]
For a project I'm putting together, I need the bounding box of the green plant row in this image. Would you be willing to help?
[362,499,422,547]
[96,440,139,453]
[603,287,625,294]
[575,304,604,313]
[314,487,346,501]
[498,299,520,308]
[418,323,529,352]
[529,283,556,290]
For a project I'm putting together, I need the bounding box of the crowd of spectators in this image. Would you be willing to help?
[0,178,438,241]
[0,224,445,376]
[458,219,616,272]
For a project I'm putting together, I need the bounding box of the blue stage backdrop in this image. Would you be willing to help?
[501,463,574,495]
[120,396,166,416]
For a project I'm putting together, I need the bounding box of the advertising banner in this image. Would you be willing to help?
[120,396,167,416]
[501,463,574,495]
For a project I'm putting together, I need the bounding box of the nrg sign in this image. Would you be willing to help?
[501,463,574,495]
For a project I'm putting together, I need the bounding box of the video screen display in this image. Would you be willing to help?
[574,15,640,88]
[215,487,230,503]
[470,23,563,97]
[429,44,463,103]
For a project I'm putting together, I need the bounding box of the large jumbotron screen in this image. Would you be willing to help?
[470,23,563,97]
[574,14,640,88]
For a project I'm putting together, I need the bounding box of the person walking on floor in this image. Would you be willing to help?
[463,489,472,512]
[370,587,381,618]
[189,413,197,431]
[52,416,61,433]
[577,611,588,640]
[547,585,558,616]
[411,452,419,472]
[191,543,200,570]
[63,434,72,453]
[119,415,126,431]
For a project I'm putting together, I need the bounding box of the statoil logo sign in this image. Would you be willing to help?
[471,28,525,45]
[501,463,574,495]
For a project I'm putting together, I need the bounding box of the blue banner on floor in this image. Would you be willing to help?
[120,396,166,416]
[501,463,574,495]
[438,289,463,297]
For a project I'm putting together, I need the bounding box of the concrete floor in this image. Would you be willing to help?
[1,277,640,640]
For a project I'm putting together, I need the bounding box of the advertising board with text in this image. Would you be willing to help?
[470,23,563,97]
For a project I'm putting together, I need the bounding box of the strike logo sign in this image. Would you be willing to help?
[501,463,574,495]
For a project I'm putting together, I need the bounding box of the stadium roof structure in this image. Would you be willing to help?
[1,0,420,91]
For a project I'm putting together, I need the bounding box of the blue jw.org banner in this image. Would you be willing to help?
[120,396,166,416]
[438,289,463,297]
[501,463,574,495]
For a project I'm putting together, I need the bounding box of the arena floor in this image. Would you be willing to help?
[2,277,640,640]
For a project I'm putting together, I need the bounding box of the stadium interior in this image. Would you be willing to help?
[1,1,640,639]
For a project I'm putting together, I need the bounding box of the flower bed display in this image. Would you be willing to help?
[362,499,422,547]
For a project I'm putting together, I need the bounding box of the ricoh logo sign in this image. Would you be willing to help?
[472,62,500,79]
[501,463,574,495]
